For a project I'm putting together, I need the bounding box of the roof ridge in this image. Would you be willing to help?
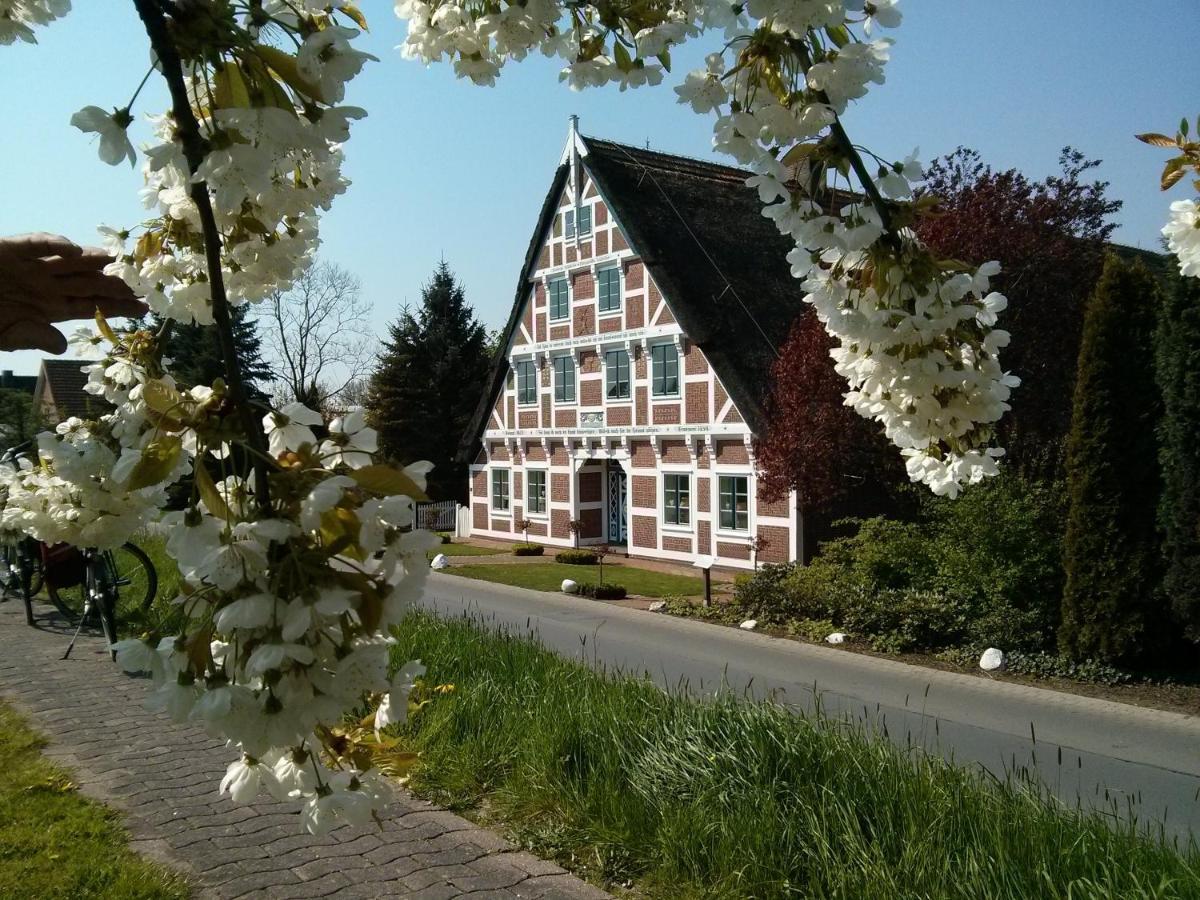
[582,135,752,183]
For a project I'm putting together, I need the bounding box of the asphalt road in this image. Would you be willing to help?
[422,572,1200,844]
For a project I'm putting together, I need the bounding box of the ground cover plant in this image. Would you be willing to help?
[444,562,702,598]
[0,700,187,899]
[427,542,499,558]
[390,612,1200,899]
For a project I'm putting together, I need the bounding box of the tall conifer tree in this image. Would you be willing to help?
[369,262,491,502]
[156,307,273,402]
[1059,256,1163,663]
[1156,271,1200,640]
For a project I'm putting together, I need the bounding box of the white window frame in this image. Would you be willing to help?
[715,471,752,535]
[526,468,548,517]
[515,358,538,406]
[491,468,511,512]
[597,265,622,316]
[661,470,692,532]
[650,341,680,398]
[553,354,576,405]
[604,347,631,402]
[576,204,593,237]
[548,277,570,321]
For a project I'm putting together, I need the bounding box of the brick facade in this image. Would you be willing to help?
[468,154,797,571]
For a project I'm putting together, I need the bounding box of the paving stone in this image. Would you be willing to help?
[0,600,611,900]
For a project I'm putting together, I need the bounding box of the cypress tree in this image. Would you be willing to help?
[1059,255,1163,663]
[1156,271,1200,640]
[368,262,491,502]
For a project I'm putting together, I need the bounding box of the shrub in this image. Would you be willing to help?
[556,549,599,565]
[512,543,544,557]
[437,532,453,545]
[730,473,1067,655]
[578,582,627,600]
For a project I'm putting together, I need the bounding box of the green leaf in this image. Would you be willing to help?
[781,142,818,166]
[193,457,231,520]
[254,44,325,103]
[657,48,671,72]
[94,310,118,344]
[613,40,634,73]
[125,435,182,490]
[825,24,850,48]
[1181,116,1190,138]
[142,378,182,417]
[348,464,428,501]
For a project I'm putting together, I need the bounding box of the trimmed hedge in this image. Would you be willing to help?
[578,582,627,600]
[512,543,544,557]
[556,549,599,565]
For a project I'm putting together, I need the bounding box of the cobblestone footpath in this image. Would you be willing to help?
[0,600,610,900]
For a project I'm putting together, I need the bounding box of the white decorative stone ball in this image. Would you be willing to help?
[739,619,757,631]
[561,579,579,594]
[979,647,1005,671]
[825,632,846,645]
[430,554,449,570]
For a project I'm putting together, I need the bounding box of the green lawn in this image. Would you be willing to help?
[429,542,503,558]
[444,561,705,597]
[0,701,187,899]
[390,612,1200,899]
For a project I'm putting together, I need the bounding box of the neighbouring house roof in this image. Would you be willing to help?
[0,371,37,393]
[458,133,803,462]
[34,359,110,422]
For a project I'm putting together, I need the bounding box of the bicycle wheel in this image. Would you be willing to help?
[0,542,17,598]
[0,540,43,599]
[48,543,157,624]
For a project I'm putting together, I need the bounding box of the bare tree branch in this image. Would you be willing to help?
[261,259,376,408]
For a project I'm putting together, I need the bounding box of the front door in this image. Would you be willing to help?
[606,466,627,544]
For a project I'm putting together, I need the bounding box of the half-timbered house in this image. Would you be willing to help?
[461,119,808,569]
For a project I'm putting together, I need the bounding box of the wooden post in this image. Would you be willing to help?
[703,567,711,608]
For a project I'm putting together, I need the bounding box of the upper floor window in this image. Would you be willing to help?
[516,359,537,405]
[597,267,621,313]
[553,355,576,404]
[576,204,592,236]
[527,470,547,514]
[663,474,690,526]
[492,468,510,511]
[564,209,575,239]
[651,343,679,396]
[718,475,749,531]
[605,349,630,400]
[549,278,569,320]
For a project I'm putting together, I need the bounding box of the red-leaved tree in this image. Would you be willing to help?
[916,147,1122,477]
[755,311,900,559]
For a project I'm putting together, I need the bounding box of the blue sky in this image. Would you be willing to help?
[0,1,1193,377]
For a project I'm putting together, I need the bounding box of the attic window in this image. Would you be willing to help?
[597,267,621,313]
[549,278,569,320]
[564,205,592,239]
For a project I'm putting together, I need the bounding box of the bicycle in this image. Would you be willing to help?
[57,543,158,660]
[0,535,43,626]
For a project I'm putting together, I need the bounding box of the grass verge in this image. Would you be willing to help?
[442,562,704,598]
[391,612,1200,899]
[0,700,187,899]
[428,542,502,558]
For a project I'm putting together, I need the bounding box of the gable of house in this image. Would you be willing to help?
[462,132,793,459]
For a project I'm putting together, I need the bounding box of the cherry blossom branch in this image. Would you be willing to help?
[131,0,272,512]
